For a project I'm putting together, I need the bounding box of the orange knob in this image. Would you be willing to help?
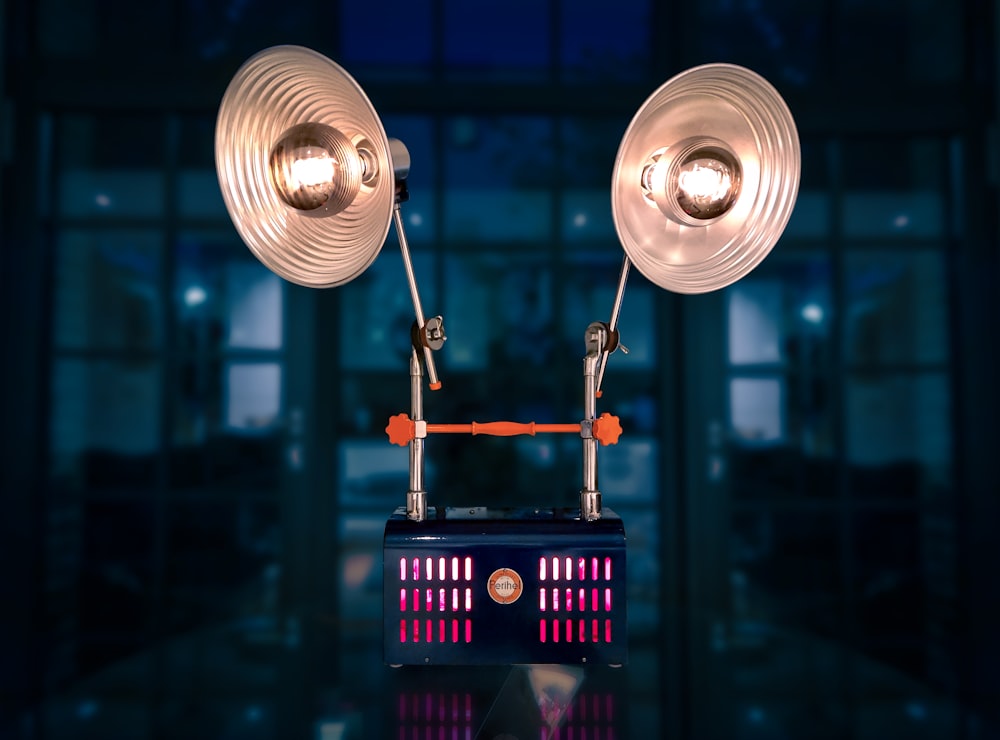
[386,413,415,446]
[593,413,622,445]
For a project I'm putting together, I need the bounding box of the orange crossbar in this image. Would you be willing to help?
[386,413,622,447]
[428,421,581,436]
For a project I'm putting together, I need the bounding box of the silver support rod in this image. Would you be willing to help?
[581,324,604,521]
[595,255,631,397]
[393,204,440,390]
[406,350,427,522]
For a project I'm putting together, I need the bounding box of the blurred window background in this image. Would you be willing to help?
[1,1,996,739]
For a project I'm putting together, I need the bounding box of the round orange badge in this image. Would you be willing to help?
[487,568,523,605]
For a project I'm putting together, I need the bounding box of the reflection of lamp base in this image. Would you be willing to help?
[383,507,628,667]
[478,664,584,738]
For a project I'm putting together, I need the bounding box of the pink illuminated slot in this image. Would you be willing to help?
[565,557,572,581]
[565,619,573,643]
[605,557,612,581]
[400,588,407,612]
[413,588,421,612]
[553,588,560,612]
[553,619,560,643]
[400,620,407,643]
[539,620,547,643]
[399,557,407,581]
[465,557,473,581]
[465,619,472,643]
[540,589,546,612]
[539,557,547,581]
[553,556,560,581]
[566,588,573,612]
[605,588,612,612]
[578,557,586,581]
[452,557,459,581]
[606,619,612,643]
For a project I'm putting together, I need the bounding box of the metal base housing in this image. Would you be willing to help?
[383,506,627,666]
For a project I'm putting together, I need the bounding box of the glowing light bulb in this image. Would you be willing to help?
[289,151,337,190]
[269,122,362,215]
[673,146,741,220]
[678,164,731,202]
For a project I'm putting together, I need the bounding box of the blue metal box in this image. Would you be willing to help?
[383,506,627,666]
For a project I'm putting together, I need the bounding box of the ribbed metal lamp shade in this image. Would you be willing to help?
[611,64,800,294]
[215,45,396,288]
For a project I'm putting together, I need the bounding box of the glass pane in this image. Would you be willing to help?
[599,437,658,505]
[165,499,281,634]
[59,114,165,168]
[621,508,660,638]
[54,230,162,350]
[338,376,409,439]
[339,249,435,371]
[730,509,843,635]
[844,250,948,366]
[224,362,282,432]
[730,377,785,445]
[841,137,946,238]
[177,171,227,219]
[57,114,165,218]
[444,0,551,78]
[442,254,555,372]
[78,500,154,673]
[727,255,833,367]
[843,192,944,239]
[171,365,284,490]
[561,253,656,370]
[338,514,385,638]
[39,0,172,56]
[444,189,553,243]
[383,116,437,244]
[561,189,616,243]
[443,117,554,244]
[783,192,830,239]
[177,116,228,218]
[175,231,284,354]
[836,1,962,84]
[559,0,650,82]
[58,171,165,219]
[684,0,824,89]
[852,508,926,673]
[339,440,413,508]
[340,0,433,73]
[225,265,283,350]
[845,372,951,500]
[179,1,316,61]
[50,359,161,488]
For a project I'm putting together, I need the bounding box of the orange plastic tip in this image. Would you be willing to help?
[429,381,442,390]
[596,390,603,399]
